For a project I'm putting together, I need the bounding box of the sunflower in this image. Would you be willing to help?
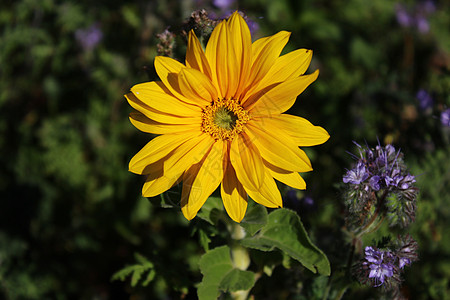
[126,11,329,223]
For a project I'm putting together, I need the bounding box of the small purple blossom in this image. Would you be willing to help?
[396,235,419,269]
[75,23,103,51]
[416,16,430,33]
[441,108,450,127]
[398,257,411,269]
[213,0,235,10]
[395,1,435,33]
[416,89,433,111]
[357,238,418,290]
[363,247,395,287]
[302,196,314,208]
[399,174,416,190]
[343,161,369,184]
[245,18,260,35]
[385,168,404,188]
[395,4,413,27]
[369,175,381,191]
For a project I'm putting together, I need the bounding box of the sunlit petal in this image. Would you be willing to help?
[181,140,225,220]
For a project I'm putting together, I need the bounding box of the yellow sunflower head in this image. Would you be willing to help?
[126,11,330,223]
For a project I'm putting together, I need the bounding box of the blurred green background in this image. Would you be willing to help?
[0,0,449,299]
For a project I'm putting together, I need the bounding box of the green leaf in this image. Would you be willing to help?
[220,269,255,292]
[197,196,224,225]
[198,246,256,300]
[241,208,330,275]
[131,268,144,287]
[240,201,268,236]
[111,253,155,287]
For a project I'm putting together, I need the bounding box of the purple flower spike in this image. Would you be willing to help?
[213,0,235,10]
[395,4,412,27]
[363,247,396,287]
[416,16,430,33]
[75,23,103,51]
[441,109,450,127]
[416,89,433,111]
[343,161,369,184]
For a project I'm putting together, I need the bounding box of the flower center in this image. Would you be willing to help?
[201,99,249,141]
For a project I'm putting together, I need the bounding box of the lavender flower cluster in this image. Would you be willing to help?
[395,0,435,34]
[356,236,418,291]
[343,142,418,228]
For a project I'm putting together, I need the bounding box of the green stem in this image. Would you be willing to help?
[345,190,389,277]
[228,222,251,300]
[355,190,388,238]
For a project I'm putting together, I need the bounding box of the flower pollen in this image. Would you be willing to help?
[202,98,249,141]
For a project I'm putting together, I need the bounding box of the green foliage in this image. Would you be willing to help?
[242,208,330,275]
[240,200,268,236]
[112,253,156,287]
[198,246,256,300]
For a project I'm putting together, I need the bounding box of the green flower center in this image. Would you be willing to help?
[213,107,239,130]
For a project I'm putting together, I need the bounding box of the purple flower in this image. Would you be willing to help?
[416,15,430,33]
[213,0,235,10]
[75,23,103,51]
[363,247,395,287]
[399,174,416,190]
[369,175,381,191]
[398,257,411,269]
[395,1,435,34]
[246,18,260,35]
[385,168,404,188]
[343,161,369,184]
[416,89,433,111]
[396,235,419,269]
[441,108,450,127]
[395,4,413,27]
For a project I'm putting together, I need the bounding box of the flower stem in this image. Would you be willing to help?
[355,190,388,238]
[228,222,251,300]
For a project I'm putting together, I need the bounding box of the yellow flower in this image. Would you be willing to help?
[126,12,329,223]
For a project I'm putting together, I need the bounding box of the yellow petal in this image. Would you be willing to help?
[264,159,306,190]
[245,170,282,208]
[226,11,252,99]
[181,140,225,220]
[253,49,313,93]
[125,93,200,125]
[178,68,218,103]
[154,56,188,100]
[186,30,212,79]
[213,20,230,98]
[221,152,248,223]
[205,20,227,99]
[246,70,319,115]
[130,81,201,116]
[245,121,313,172]
[262,114,330,147]
[155,56,206,106]
[240,30,290,102]
[230,132,265,192]
[129,131,201,175]
[129,112,200,135]
[142,134,215,197]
